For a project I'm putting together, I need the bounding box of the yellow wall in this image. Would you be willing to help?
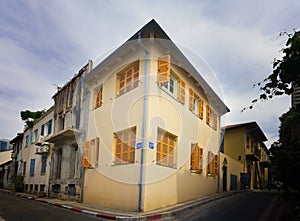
[84,42,225,211]
[223,128,245,166]
[220,153,243,191]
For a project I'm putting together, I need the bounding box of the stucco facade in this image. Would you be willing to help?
[21,107,54,195]
[82,19,228,211]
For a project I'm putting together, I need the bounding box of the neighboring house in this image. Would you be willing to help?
[45,60,93,201]
[219,151,243,192]
[222,122,270,190]
[22,107,54,196]
[82,19,229,211]
[0,150,13,189]
[10,133,23,188]
[0,139,11,151]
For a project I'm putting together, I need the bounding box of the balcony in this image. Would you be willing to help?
[35,146,49,155]
[45,127,80,145]
[246,147,261,161]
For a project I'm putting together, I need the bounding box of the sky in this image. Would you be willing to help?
[0,0,299,147]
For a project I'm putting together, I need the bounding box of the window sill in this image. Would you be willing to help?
[156,163,177,169]
[190,169,203,174]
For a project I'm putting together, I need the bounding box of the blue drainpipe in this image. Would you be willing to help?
[138,32,149,212]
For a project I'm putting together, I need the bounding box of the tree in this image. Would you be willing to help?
[245,31,300,110]
[20,109,45,128]
[270,109,300,192]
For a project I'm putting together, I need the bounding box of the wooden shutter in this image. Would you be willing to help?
[94,137,99,166]
[179,79,185,104]
[213,154,218,176]
[189,89,195,111]
[82,141,90,168]
[206,105,210,125]
[95,87,102,108]
[199,99,204,119]
[191,144,199,171]
[157,55,170,85]
[199,148,203,173]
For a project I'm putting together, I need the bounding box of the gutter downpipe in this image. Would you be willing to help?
[138,32,149,212]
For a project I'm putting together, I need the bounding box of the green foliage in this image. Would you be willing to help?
[270,109,300,192]
[20,109,46,128]
[244,31,300,111]
[13,174,24,192]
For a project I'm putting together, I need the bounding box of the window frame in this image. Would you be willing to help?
[207,151,218,177]
[190,143,203,173]
[156,128,177,168]
[114,127,136,165]
[116,61,139,96]
[94,85,103,109]
[30,159,35,176]
[41,155,47,174]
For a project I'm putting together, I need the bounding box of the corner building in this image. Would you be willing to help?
[82,20,229,211]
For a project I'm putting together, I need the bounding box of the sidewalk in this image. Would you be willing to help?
[0,189,243,220]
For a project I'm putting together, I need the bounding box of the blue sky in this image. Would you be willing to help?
[0,0,299,147]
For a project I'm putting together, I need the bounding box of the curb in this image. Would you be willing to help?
[0,189,242,220]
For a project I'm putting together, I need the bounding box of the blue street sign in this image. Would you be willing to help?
[149,142,154,149]
[136,142,142,149]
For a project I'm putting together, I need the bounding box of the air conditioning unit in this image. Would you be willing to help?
[35,146,49,155]
[36,136,44,146]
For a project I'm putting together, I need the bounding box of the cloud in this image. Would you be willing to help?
[0,0,298,145]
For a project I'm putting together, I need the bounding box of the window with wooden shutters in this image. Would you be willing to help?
[114,127,136,165]
[116,62,139,96]
[207,151,218,177]
[156,128,177,168]
[179,79,185,104]
[207,151,214,176]
[199,99,204,119]
[213,154,218,176]
[95,86,103,109]
[82,141,90,168]
[189,89,195,111]
[157,55,171,85]
[190,144,203,173]
[206,105,211,125]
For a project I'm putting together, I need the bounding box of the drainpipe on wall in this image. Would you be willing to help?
[138,32,149,212]
[217,115,223,193]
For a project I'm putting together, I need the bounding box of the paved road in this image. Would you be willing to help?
[0,192,103,221]
[168,191,279,221]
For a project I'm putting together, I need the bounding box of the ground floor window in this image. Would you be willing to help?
[114,127,136,165]
[156,128,177,168]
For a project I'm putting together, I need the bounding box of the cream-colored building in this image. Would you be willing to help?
[21,107,54,195]
[82,19,229,212]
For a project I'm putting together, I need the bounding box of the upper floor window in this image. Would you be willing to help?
[25,135,29,147]
[206,105,217,130]
[189,89,203,118]
[156,128,177,168]
[94,86,103,109]
[47,119,53,135]
[114,127,136,165]
[41,124,45,136]
[163,73,177,96]
[116,61,139,96]
[34,129,38,143]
